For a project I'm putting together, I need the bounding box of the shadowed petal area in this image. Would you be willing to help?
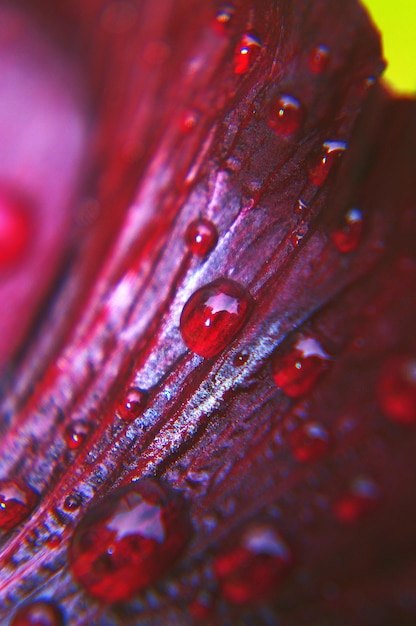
[0,0,415,624]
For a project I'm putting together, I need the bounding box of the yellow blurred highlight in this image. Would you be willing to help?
[362,0,416,94]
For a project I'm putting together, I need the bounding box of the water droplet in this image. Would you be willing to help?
[180,111,198,134]
[185,218,218,257]
[11,600,64,626]
[331,207,363,253]
[233,351,249,367]
[272,336,331,398]
[180,278,253,358]
[64,420,91,450]
[0,480,38,531]
[308,45,330,74]
[308,140,347,187]
[233,32,262,75]
[214,3,235,33]
[64,493,82,511]
[0,189,32,272]
[118,388,148,422]
[267,94,303,136]
[377,355,416,426]
[333,477,379,524]
[289,421,331,463]
[69,479,192,603]
[213,525,292,604]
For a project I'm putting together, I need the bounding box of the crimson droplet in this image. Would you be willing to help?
[118,388,148,422]
[0,480,38,531]
[377,355,416,425]
[69,479,191,603]
[64,420,91,450]
[331,207,363,253]
[214,3,235,34]
[308,140,347,187]
[289,421,331,463]
[308,45,330,74]
[0,189,32,272]
[272,337,330,398]
[185,218,218,257]
[213,525,292,604]
[333,477,379,524]
[233,32,262,75]
[267,94,303,136]
[180,278,253,358]
[11,600,64,626]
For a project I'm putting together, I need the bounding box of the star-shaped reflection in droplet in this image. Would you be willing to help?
[107,500,165,542]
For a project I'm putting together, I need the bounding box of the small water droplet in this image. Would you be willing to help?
[233,351,249,367]
[267,94,303,136]
[308,45,330,74]
[213,525,292,604]
[118,388,148,422]
[0,480,38,531]
[11,599,64,626]
[308,140,347,187]
[64,420,91,450]
[64,493,82,511]
[180,278,253,358]
[289,421,331,463]
[214,3,235,33]
[185,218,218,257]
[377,355,416,426]
[272,336,331,398]
[233,32,262,75]
[0,189,32,272]
[331,207,363,253]
[69,480,192,603]
[180,111,198,134]
[333,477,379,524]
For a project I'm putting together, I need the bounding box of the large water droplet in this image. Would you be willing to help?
[185,218,218,257]
[331,207,363,253]
[308,45,330,74]
[267,94,304,136]
[0,480,38,531]
[233,32,262,75]
[272,336,331,398]
[180,278,253,358]
[69,480,192,603]
[289,421,331,463]
[377,355,416,426]
[11,600,64,626]
[308,140,347,187]
[0,188,32,272]
[213,525,292,604]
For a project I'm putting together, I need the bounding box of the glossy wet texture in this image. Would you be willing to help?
[180,278,253,358]
[0,0,415,624]
[69,480,192,602]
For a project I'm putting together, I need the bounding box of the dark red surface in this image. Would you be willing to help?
[0,1,414,625]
